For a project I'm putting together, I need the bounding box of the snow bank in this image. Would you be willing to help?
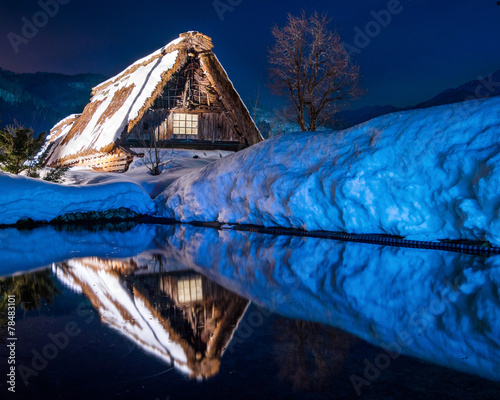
[157,96,500,245]
[0,172,155,225]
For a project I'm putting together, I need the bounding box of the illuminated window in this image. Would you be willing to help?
[173,113,198,136]
[178,276,203,303]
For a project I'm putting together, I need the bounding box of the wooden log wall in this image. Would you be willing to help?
[199,112,239,142]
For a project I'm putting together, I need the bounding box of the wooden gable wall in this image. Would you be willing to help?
[126,110,242,143]
[124,55,245,145]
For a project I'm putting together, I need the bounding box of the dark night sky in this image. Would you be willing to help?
[1,0,499,108]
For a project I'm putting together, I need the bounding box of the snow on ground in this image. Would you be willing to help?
[0,149,231,225]
[157,96,500,245]
[64,149,232,197]
[0,172,154,225]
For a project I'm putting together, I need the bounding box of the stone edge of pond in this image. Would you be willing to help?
[236,225,499,255]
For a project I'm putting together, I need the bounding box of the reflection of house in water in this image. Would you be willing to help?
[53,256,249,379]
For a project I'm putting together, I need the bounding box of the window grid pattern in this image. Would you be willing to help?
[177,276,203,303]
[173,113,198,136]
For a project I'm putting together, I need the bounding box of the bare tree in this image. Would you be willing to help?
[269,12,361,131]
[135,126,176,176]
[141,128,162,176]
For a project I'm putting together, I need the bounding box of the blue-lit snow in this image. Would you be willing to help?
[0,150,229,225]
[0,172,155,224]
[2,96,500,244]
[158,96,500,245]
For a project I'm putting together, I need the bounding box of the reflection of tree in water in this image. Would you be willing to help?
[274,318,354,391]
[0,270,59,342]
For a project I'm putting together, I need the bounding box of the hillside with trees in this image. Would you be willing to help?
[0,68,106,134]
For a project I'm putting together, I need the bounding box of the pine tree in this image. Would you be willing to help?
[0,125,47,176]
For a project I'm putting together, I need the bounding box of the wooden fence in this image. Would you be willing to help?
[60,152,134,172]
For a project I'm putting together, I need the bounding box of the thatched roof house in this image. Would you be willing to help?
[44,31,263,172]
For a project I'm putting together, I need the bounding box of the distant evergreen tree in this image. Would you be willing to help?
[0,122,67,182]
[42,164,68,183]
[35,140,68,183]
[0,124,47,176]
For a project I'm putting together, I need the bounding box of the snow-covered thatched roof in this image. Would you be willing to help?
[45,32,262,166]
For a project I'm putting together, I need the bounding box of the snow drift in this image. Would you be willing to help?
[0,172,154,225]
[157,96,500,245]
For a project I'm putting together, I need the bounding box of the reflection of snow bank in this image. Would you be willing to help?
[0,172,155,225]
[157,225,500,381]
[0,224,157,276]
[157,96,500,245]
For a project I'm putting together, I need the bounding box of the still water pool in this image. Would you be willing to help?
[1,223,499,399]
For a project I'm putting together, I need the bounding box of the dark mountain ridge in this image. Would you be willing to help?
[334,69,500,129]
[0,68,107,134]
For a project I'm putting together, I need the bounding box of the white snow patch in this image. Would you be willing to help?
[62,149,233,198]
